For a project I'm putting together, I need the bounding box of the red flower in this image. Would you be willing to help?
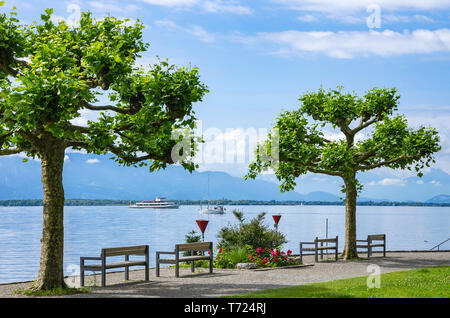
[218,248,223,253]
[208,251,211,254]
[287,249,292,256]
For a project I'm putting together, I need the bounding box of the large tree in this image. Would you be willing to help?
[0,5,208,290]
[246,87,441,259]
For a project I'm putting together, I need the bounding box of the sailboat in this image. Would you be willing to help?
[199,174,226,214]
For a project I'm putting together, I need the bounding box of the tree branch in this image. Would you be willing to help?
[82,101,132,115]
[0,148,22,156]
[352,117,378,135]
[357,155,407,170]
[307,166,342,177]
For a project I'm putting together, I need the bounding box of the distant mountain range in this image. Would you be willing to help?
[426,194,450,204]
[0,153,448,202]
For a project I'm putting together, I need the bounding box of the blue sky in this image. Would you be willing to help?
[2,0,450,198]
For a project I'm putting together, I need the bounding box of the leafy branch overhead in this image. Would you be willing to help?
[246,86,441,192]
[0,7,209,171]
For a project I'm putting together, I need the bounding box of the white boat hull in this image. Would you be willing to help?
[129,205,179,209]
[199,208,225,214]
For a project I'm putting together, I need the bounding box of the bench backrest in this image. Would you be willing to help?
[316,236,338,244]
[102,245,148,257]
[176,242,212,252]
[368,234,385,241]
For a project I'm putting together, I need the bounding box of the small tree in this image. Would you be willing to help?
[246,87,440,259]
[0,5,208,290]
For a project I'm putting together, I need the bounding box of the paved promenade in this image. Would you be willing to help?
[1,251,448,298]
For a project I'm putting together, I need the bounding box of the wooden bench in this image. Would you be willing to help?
[156,242,213,277]
[357,234,386,258]
[80,245,149,287]
[300,236,338,262]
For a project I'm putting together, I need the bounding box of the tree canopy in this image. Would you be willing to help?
[246,86,441,259]
[247,87,440,192]
[0,7,208,170]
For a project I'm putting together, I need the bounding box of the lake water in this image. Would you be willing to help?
[0,205,449,284]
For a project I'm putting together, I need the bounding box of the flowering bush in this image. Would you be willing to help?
[247,247,298,267]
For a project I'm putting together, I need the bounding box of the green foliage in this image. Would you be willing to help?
[217,210,287,250]
[0,6,208,170]
[229,266,450,298]
[214,246,251,269]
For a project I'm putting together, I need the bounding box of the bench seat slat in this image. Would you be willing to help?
[316,246,337,250]
[158,255,211,264]
[103,245,148,257]
[369,243,385,247]
[316,238,337,243]
[84,261,147,270]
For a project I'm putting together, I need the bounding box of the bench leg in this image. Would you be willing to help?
[101,268,106,287]
[383,243,386,257]
[156,253,160,277]
[125,255,129,281]
[299,244,302,263]
[320,242,323,260]
[175,262,179,278]
[80,259,84,287]
[191,251,195,273]
[145,248,149,281]
[209,256,213,274]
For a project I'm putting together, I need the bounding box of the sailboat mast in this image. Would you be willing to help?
[207,174,210,208]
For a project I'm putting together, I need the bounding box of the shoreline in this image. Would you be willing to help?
[1,199,450,207]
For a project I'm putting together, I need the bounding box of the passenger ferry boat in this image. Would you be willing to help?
[129,197,179,209]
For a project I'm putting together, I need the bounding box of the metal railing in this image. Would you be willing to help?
[430,238,450,251]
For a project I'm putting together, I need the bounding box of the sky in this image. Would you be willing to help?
[1,0,450,198]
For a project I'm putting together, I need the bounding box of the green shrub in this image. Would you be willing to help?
[217,211,287,250]
[214,246,251,269]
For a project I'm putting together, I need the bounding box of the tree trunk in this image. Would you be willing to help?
[34,138,66,290]
[341,175,359,260]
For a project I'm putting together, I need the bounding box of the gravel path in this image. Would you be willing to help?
[1,251,449,298]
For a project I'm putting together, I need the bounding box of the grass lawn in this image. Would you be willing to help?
[228,266,450,298]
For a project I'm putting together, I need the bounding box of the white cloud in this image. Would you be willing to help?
[272,0,450,13]
[244,28,450,59]
[87,1,140,13]
[86,158,100,164]
[383,14,435,24]
[64,155,70,162]
[201,1,252,15]
[140,0,198,6]
[297,14,319,23]
[430,180,441,186]
[155,20,216,43]
[140,0,251,14]
[368,178,406,186]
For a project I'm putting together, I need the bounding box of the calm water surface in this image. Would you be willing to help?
[0,205,449,283]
